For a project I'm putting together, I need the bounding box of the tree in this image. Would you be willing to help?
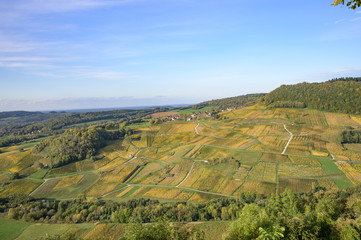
[333,0,361,9]
[257,226,285,240]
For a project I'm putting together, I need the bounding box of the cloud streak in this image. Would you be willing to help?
[1,0,137,15]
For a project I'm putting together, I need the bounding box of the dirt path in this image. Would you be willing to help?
[282,124,293,155]
[195,122,200,134]
[176,161,195,187]
[29,179,49,196]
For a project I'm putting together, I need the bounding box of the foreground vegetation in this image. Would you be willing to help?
[2,185,361,239]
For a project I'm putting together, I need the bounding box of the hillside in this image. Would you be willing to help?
[263,78,361,114]
[2,87,361,239]
[191,93,266,110]
[2,105,361,239]
[2,105,361,200]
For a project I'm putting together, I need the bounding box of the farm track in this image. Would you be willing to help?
[195,122,200,134]
[176,161,195,187]
[29,179,49,196]
[282,125,293,155]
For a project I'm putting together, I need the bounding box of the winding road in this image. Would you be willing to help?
[195,122,200,134]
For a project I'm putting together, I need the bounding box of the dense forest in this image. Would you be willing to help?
[263,78,361,114]
[191,93,266,110]
[32,124,131,167]
[2,186,361,239]
[328,77,361,82]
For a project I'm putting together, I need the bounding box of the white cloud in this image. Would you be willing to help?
[335,19,345,24]
[351,16,361,22]
[0,0,136,15]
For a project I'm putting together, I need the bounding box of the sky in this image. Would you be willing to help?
[0,0,361,111]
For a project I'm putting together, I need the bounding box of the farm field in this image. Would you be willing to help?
[0,217,231,240]
[1,106,361,201]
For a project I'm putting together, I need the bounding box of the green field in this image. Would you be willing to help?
[0,218,30,240]
[0,217,231,240]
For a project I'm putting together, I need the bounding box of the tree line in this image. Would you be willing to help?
[263,78,361,114]
[191,93,266,110]
[2,186,361,239]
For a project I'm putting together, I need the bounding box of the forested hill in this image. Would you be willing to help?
[263,78,361,114]
[192,93,266,109]
[0,111,42,119]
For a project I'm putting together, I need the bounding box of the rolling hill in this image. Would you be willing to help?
[263,77,361,114]
[1,79,361,239]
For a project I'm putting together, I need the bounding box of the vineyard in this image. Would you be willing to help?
[1,106,361,201]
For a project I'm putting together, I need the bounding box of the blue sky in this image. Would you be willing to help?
[0,0,361,111]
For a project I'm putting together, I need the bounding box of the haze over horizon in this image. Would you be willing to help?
[1,0,361,111]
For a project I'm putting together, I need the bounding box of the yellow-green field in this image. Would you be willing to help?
[2,106,361,200]
[0,217,231,240]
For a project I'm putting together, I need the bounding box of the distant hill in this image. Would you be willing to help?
[263,77,361,114]
[0,111,42,119]
[192,93,266,110]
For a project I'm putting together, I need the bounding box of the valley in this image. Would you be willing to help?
[1,105,361,203]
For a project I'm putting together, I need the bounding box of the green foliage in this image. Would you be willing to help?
[32,124,128,167]
[225,204,272,240]
[257,226,285,240]
[268,101,306,109]
[2,187,361,239]
[0,197,245,224]
[333,0,361,9]
[191,93,266,110]
[124,221,204,240]
[10,172,19,180]
[341,130,361,144]
[0,108,158,147]
[264,79,361,114]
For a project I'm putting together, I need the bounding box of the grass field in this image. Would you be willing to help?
[32,173,99,199]
[0,179,41,197]
[0,217,30,240]
[318,158,353,189]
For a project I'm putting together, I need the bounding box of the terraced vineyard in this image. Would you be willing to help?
[1,106,361,201]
